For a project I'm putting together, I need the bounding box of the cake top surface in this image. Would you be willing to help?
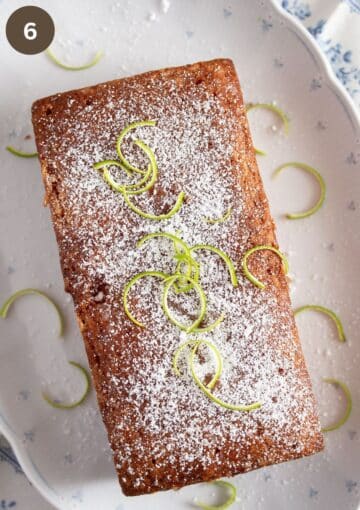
[32,59,322,492]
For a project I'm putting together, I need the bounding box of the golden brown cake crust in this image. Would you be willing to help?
[32,59,324,496]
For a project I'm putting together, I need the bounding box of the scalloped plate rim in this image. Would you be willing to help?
[0,1,359,509]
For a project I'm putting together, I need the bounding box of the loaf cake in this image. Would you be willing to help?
[32,59,324,496]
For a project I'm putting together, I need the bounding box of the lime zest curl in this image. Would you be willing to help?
[137,232,191,256]
[123,271,169,327]
[196,480,237,510]
[254,147,266,156]
[162,275,207,332]
[189,342,261,412]
[191,244,238,287]
[173,339,223,390]
[45,48,103,71]
[174,256,200,293]
[192,313,225,334]
[42,361,91,409]
[242,245,289,289]
[322,378,352,432]
[122,190,185,221]
[127,233,235,331]
[246,102,289,134]
[93,159,132,178]
[0,288,64,337]
[6,146,38,158]
[204,207,232,224]
[246,102,289,156]
[100,143,157,195]
[116,120,156,174]
[95,121,185,220]
[273,162,326,219]
[173,340,261,412]
[294,305,345,343]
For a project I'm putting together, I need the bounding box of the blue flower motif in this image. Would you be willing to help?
[0,502,17,509]
[261,19,273,32]
[282,0,311,20]
[308,19,326,38]
[309,487,319,498]
[310,78,322,91]
[23,430,35,443]
[185,30,194,38]
[344,51,352,63]
[311,38,360,97]
[348,429,357,439]
[346,152,359,164]
[273,57,284,68]
[346,480,358,493]
[64,453,73,464]
[18,390,30,401]
[223,8,232,18]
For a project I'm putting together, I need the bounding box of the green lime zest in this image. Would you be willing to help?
[294,305,345,342]
[45,48,103,71]
[93,159,132,178]
[246,102,289,156]
[116,120,156,174]
[192,313,226,334]
[122,190,185,220]
[42,361,91,409]
[273,162,326,219]
[196,480,237,510]
[6,146,38,158]
[96,143,157,194]
[137,232,196,288]
[242,245,289,289]
[204,207,232,224]
[191,245,238,287]
[173,339,223,390]
[246,102,289,134]
[123,162,153,190]
[124,140,158,195]
[190,343,261,411]
[322,378,352,432]
[0,288,64,336]
[123,271,169,327]
[162,275,206,332]
[173,253,200,293]
[95,122,185,220]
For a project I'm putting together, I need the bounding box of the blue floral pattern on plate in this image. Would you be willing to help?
[282,0,360,98]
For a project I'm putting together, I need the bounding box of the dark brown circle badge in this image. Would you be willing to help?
[6,6,55,55]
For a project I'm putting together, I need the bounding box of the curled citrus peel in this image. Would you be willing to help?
[322,378,352,432]
[0,288,64,337]
[46,48,103,71]
[242,245,289,289]
[42,361,91,409]
[273,162,325,219]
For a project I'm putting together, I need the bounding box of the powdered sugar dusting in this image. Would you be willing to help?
[32,60,323,494]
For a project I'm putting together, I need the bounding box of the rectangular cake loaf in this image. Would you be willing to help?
[32,59,324,496]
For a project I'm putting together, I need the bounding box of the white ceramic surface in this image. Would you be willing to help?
[0,0,360,509]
